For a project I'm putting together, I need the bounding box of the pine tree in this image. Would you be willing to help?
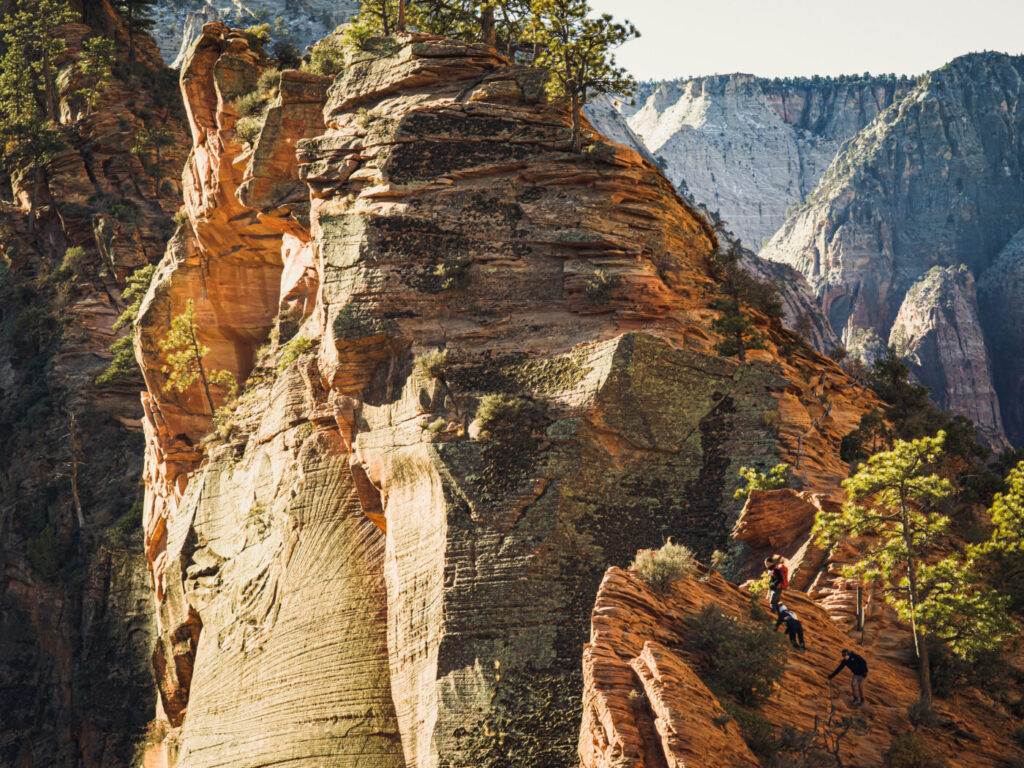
[75,36,116,117]
[410,0,530,54]
[813,432,1014,705]
[96,264,156,386]
[708,242,770,361]
[528,0,638,152]
[0,0,75,122]
[0,0,73,231]
[111,0,159,69]
[159,299,237,415]
[346,0,403,39]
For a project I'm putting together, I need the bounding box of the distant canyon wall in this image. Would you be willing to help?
[627,74,911,249]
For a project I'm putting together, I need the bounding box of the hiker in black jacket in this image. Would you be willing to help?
[828,649,868,705]
[764,555,787,614]
[774,604,806,650]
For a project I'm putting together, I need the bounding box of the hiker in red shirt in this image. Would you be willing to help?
[764,554,789,614]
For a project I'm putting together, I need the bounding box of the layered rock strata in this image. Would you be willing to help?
[580,563,1022,768]
[137,26,880,768]
[888,266,1004,442]
[978,228,1024,446]
[762,53,1024,444]
[628,74,911,247]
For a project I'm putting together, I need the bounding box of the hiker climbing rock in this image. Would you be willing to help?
[774,604,806,650]
[765,554,788,613]
[828,649,868,705]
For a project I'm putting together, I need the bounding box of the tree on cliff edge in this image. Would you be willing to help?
[528,0,637,152]
[160,299,237,416]
[814,432,1015,706]
[111,0,158,69]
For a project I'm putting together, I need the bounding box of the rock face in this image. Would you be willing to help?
[978,228,1024,447]
[136,26,877,768]
[150,0,359,68]
[628,74,911,248]
[761,53,1024,444]
[0,9,188,768]
[580,564,1022,768]
[888,266,1004,442]
[582,95,656,163]
[580,484,1024,768]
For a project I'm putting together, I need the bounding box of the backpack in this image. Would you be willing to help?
[779,563,790,589]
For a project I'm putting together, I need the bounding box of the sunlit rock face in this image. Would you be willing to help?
[139,25,877,768]
[762,53,1024,444]
[628,74,910,249]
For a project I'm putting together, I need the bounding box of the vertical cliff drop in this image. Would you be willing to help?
[136,26,881,767]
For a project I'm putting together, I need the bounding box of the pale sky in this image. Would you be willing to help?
[589,0,1024,81]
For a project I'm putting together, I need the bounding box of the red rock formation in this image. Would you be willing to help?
[581,566,1022,768]
[136,28,893,768]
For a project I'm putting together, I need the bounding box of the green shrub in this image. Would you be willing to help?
[236,115,264,145]
[304,38,346,76]
[277,335,314,372]
[96,264,156,387]
[883,731,943,768]
[235,90,266,118]
[720,702,777,759]
[172,207,188,227]
[109,500,143,543]
[632,540,695,592]
[51,246,88,283]
[474,393,536,439]
[434,259,470,291]
[427,417,447,434]
[256,67,281,96]
[734,462,792,500]
[242,24,271,56]
[584,269,621,303]
[689,604,787,705]
[272,41,302,68]
[414,349,449,379]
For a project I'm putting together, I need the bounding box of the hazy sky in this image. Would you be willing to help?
[589,0,1024,81]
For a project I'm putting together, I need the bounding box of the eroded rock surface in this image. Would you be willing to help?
[0,10,187,767]
[888,266,1004,443]
[761,53,1024,443]
[137,26,879,768]
[580,565,1022,768]
[628,74,911,248]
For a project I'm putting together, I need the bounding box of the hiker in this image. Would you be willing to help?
[765,554,788,613]
[774,604,806,650]
[827,649,868,705]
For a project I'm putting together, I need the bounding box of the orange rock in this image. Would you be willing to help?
[581,566,1022,768]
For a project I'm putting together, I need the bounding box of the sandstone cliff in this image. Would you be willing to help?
[761,53,1024,445]
[978,228,1024,449]
[0,5,188,766]
[627,74,911,248]
[580,562,1023,768]
[135,25,879,768]
[579,485,1024,768]
[888,266,1004,442]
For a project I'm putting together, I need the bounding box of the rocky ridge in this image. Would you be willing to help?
[761,52,1024,445]
[134,24,879,768]
[579,486,1024,768]
[627,74,911,248]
